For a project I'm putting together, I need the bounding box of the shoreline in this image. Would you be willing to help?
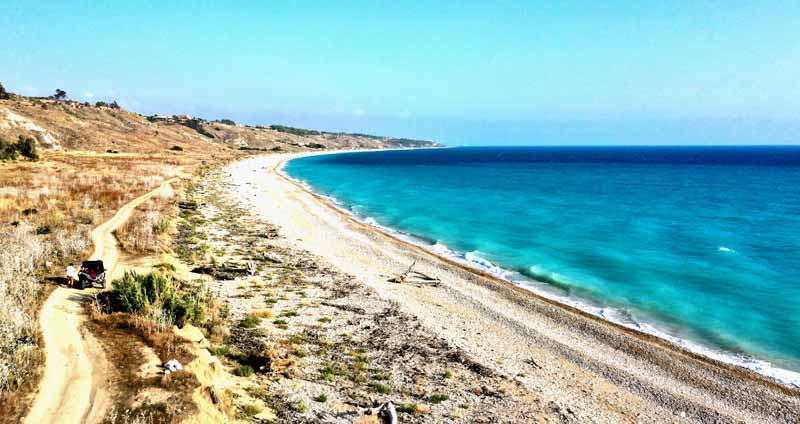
[227,151,800,422]
[278,149,800,390]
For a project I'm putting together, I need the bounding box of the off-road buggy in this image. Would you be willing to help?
[77,260,106,289]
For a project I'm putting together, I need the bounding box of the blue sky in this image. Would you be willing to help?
[2,1,799,145]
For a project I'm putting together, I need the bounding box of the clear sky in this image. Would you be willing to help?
[2,1,799,145]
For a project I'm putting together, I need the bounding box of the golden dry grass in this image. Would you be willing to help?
[0,151,220,419]
[115,182,180,254]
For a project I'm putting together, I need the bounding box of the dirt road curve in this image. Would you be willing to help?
[24,179,176,424]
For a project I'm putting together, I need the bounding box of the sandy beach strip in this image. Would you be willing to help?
[226,152,800,423]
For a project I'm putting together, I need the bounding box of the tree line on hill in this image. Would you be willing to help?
[0,83,121,110]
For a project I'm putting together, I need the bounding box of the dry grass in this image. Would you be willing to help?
[250,308,275,319]
[115,183,179,254]
[0,152,201,420]
[86,313,199,424]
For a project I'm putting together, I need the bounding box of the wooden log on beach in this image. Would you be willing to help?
[389,260,441,285]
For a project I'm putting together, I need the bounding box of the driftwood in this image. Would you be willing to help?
[178,200,198,210]
[388,260,441,286]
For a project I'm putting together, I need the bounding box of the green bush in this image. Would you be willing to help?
[234,364,255,377]
[429,393,449,404]
[0,136,38,161]
[292,399,308,413]
[207,345,230,356]
[319,364,344,382]
[16,136,39,160]
[241,403,262,416]
[113,271,175,313]
[369,381,391,394]
[397,403,419,414]
[111,271,212,326]
[0,138,19,160]
[241,315,261,328]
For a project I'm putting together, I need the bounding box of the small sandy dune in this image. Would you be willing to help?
[24,179,176,424]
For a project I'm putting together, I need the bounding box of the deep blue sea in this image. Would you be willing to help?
[285,146,800,385]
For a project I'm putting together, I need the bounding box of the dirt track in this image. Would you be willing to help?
[23,179,176,424]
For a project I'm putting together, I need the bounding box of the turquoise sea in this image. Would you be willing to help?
[285,146,800,386]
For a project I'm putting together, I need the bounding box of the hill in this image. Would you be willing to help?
[0,95,439,155]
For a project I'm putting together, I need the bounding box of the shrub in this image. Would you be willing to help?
[0,136,38,161]
[397,403,419,414]
[0,138,18,160]
[319,364,343,382]
[241,315,261,328]
[219,119,235,125]
[242,403,264,417]
[292,399,308,413]
[242,403,262,416]
[110,271,214,327]
[271,318,288,330]
[15,136,39,161]
[113,272,174,314]
[0,82,9,100]
[207,345,230,357]
[369,381,391,394]
[233,365,254,377]
[429,393,449,404]
[313,393,328,403]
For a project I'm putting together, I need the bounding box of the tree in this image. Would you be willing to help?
[0,138,18,160]
[53,89,67,100]
[110,100,120,109]
[15,136,39,161]
[0,136,38,161]
[0,83,9,100]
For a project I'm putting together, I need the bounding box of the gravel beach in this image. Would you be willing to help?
[222,152,800,423]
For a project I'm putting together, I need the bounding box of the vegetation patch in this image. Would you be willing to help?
[234,365,255,377]
[241,315,262,329]
[0,136,39,161]
[430,393,449,404]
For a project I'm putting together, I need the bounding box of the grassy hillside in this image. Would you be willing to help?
[0,95,439,155]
